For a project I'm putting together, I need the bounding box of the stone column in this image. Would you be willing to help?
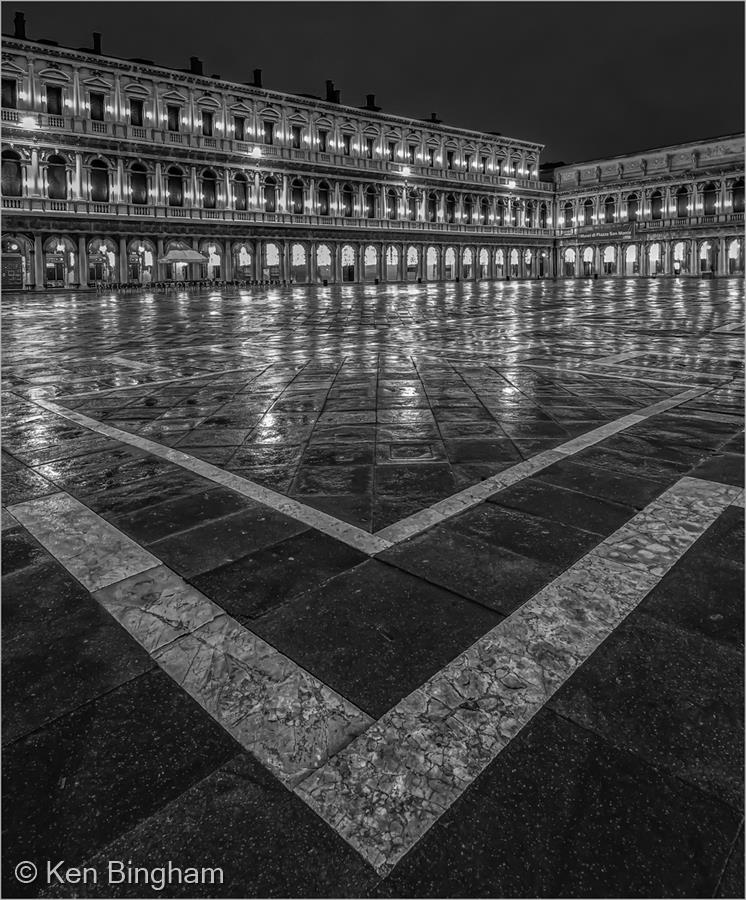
[118,237,128,282]
[33,234,45,290]
[717,237,728,276]
[75,154,83,200]
[223,241,232,280]
[156,237,165,281]
[77,235,88,287]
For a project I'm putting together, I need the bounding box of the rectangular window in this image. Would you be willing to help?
[446,150,454,170]
[388,141,396,161]
[89,92,105,121]
[318,129,328,152]
[263,120,274,144]
[233,115,245,141]
[2,78,17,109]
[465,153,472,172]
[46,85,62,116]
[202,110,213,136]
[129,98,144,126]
[408,145,416,165]
[167,105,180,132]
[366,137,374,159]
[428,147,435,166]
[291,124,302,149]
[481,156,487,174]
[496,159,503,176]
[343,134,351,155]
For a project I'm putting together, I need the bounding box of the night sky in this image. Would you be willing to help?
[2,1,743,163]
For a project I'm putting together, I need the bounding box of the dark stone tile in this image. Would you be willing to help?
[301,443,375,466]
[535,456,670,509]
[51,754,379,898]
[192,530,367,620]
[1,466,58,505]
[252,559,501,718]
[147,507,308,578]
[599,432,712,467]
[2,669,240,894]
[694,507,744,564]
[487,478,635,536]
[380,709,741,899]
[689,453,744,487]
[294,493,373,531]
[2,559,90,643]
[572,445,693,481]
[110,487,258,545]
[450,503,601,568]
[371,496,431,532]
[379,525,559,615]
[716,826,744,898]
[1,526,48,575]
[375,464,457,498]
[549,612,744,810]
[294,465,372,495]
[443,438,521,464]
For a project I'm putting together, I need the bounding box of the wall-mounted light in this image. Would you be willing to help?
[250,146,262,159]
[402,166,411,176]
[20,115,38,129]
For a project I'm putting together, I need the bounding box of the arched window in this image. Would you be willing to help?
[511,200,519,227]
[539,202,548,228]
[650,190,663,220]
[702,182,717,216]
[292,178,304,214]
[563,201,573,228]
[626,194,638,222]
[525,201,534,228]
[341,183,354,217]
[264,176,277,213]
[445,193,456,224]
[167,166,183,207]
[233,173,248,211]
[583,198,593,226]
[90,160,109,203]
[604,196,615,224]
[318,180,330,216]
[497,198,506,226]
[676,186,688,218]
[131,163,148,206]
[408,190,418,221]
[480,198,489,226]
[47,154,67,200]
[201,169,217,209]
[365,186,377,219]
[427,191,438,222]
[1,150,22,197]
[463,196,473,224]
[386,188,398,220]
[733,178,745,213]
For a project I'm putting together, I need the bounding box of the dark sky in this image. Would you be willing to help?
[2,1,744,162]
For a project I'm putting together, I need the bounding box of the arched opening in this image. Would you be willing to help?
[426,246,438,280]
[539,251,548,277]
[87,237,117,283]
[129,239,157,283]
[699,241,714,273]
[462,247,473,279]
[341,244,356,282]
[427,191,438,222]
[497,199,506,226]
[604,196,615,224]
[318,181,331,216]
[364,245,378,281]
[1,150,23,197]
[264,242,281,279]
[233,173,248,211]
[523,248,532,277]
[511,201,520,227]
[624,244,638,277]
[199,240,222,279]
[264,177,277,213]
[1,235,32,288]
[201,169,217,209]
[291,243,307,282]
[90,160,109,203]
[524,202,534,228]
[316,244,332,282]
[463,196,473,225]
[563,202,573,228]
[648,242,662,274]
[291,178,304,214]
[444,247,456,280]
[478,248,489,279]
[626,194,638,222]
[406,246,418,281]
[480,198,489,226]
[445,194,456,224]
[495,248,505,278]
[163,239,193,282]
[582,246,594,276]
[43,235,77,287]
[365,186,377,219]
[728,238,744,274]
[130,163,148,206]
[583,199,593,227]
[407,190,418,221]
[603,245,616,275]
[539,202,548,228]
[167,166,184,207]
[732,178,744,213]
[673,241,687,275]
[650,190,663,220]
[564,247,576,277]
[676,186,689,218]
[386,188,398,220]
[233,242,253,279]
[47,154,67,200]
[385,245,399,281]
[509,249,519,277]
[702,182,717,216]
[341,183,354,218]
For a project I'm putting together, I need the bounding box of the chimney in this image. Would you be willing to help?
[190,56,203,75]
[429,112,442,123]
[325,80,335,102]
[92,32,102,54]
[365,93,379,110]
[253,68,262,88]
[14,11,26,39]
[333,89,341,104]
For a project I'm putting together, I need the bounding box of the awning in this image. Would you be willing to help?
[157,249,208,263]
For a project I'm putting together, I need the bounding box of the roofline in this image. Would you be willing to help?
[1,34,545,153]
[556,132,745,169]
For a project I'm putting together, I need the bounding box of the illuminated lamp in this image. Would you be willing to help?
[20,115,38,129]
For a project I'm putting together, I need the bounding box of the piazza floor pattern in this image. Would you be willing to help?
[2,278,744,898]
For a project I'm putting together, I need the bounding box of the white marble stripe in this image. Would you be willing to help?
[1,508,19,531]
[295,476,741,876]
[10,493,373,787]
[104,355,157,371]
[729,491,745,508]
[522,363,726,390]
[375,387,708,543]
[29,397,392,556]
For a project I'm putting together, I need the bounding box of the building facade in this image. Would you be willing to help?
[0,20,743,290]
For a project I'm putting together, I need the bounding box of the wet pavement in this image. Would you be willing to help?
[1,278,744,898]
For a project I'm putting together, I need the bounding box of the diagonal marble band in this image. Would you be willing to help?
[293,476,742,876]
[7,491,373,787]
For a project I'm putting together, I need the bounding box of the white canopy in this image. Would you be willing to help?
[157,249,208,263]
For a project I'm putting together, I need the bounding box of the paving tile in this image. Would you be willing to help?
[378,709,740,899]
[716,826,745,899]
[0,465,58,505]
[1,525,48,575]
[689,452,745,486]
[534,456,670,508]
[693,505,745,563]
[572,444,694,481]
[253,559,502,718]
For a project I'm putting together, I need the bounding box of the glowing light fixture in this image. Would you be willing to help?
[508,179,516,188]
[402,166,411,176]
[20,115,38,129]
[250,147,262,159]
